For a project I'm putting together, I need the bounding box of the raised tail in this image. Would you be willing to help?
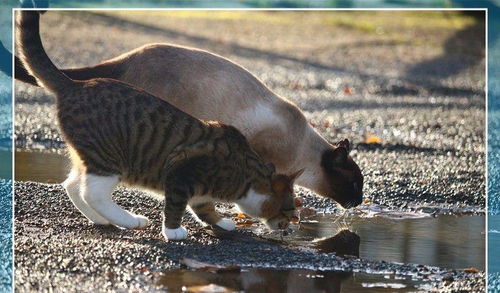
[16,10,74,93]
[14,54,126,87]
[14,51,126,87]
[15,55,39,85]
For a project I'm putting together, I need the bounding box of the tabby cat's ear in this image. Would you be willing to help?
[266,162,276,173]
[288,168,305,183]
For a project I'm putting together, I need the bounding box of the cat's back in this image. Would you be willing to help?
[119,44,277,119]
[61,78,180,114]
[57,78,199,141]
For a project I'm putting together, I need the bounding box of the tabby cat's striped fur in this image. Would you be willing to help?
[17,11,301,240]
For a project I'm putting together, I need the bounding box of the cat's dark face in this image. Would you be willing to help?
[320,139,364,209]
[260,170,303,230]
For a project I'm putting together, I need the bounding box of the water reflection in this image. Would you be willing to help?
[158,263,430,293]
[313,229,360,257]
[157,268,422,293]
[158,268,351,293]
[290,214,485,270]
[15,151,68,183]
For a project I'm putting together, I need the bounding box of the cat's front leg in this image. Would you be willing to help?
[190,201,235,231]
[163,186,190,241]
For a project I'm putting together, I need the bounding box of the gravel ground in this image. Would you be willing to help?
[15,182,484,292]
[14,11,486,291]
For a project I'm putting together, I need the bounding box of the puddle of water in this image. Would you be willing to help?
[15,151,68,183]
[274,214,485,271]
[157,268,424,293]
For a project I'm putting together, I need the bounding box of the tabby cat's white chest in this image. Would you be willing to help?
[235,188,268,216]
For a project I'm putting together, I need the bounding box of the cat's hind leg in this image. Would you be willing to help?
[190,202,235,231]
[81,173,149,229]
[62,169,110,225]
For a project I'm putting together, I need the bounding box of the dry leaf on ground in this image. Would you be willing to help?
[463,267,479,274]
[364,135,382,144]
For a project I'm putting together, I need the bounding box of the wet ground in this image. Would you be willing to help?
[14,11,486,292]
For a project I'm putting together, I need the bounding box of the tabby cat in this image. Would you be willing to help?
[15,14,364,209]
[16,10,301,241]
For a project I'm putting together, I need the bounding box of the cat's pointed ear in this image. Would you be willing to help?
[266,162,276,173]
[288,168,305,183]
[322,147,348,170]
[336,138,350,153]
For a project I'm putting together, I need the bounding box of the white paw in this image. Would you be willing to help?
[216,218,236,231]
[162,226,188,241]
[116,214,149,229]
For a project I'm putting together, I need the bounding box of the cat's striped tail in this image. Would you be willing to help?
[16,11,74,93]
